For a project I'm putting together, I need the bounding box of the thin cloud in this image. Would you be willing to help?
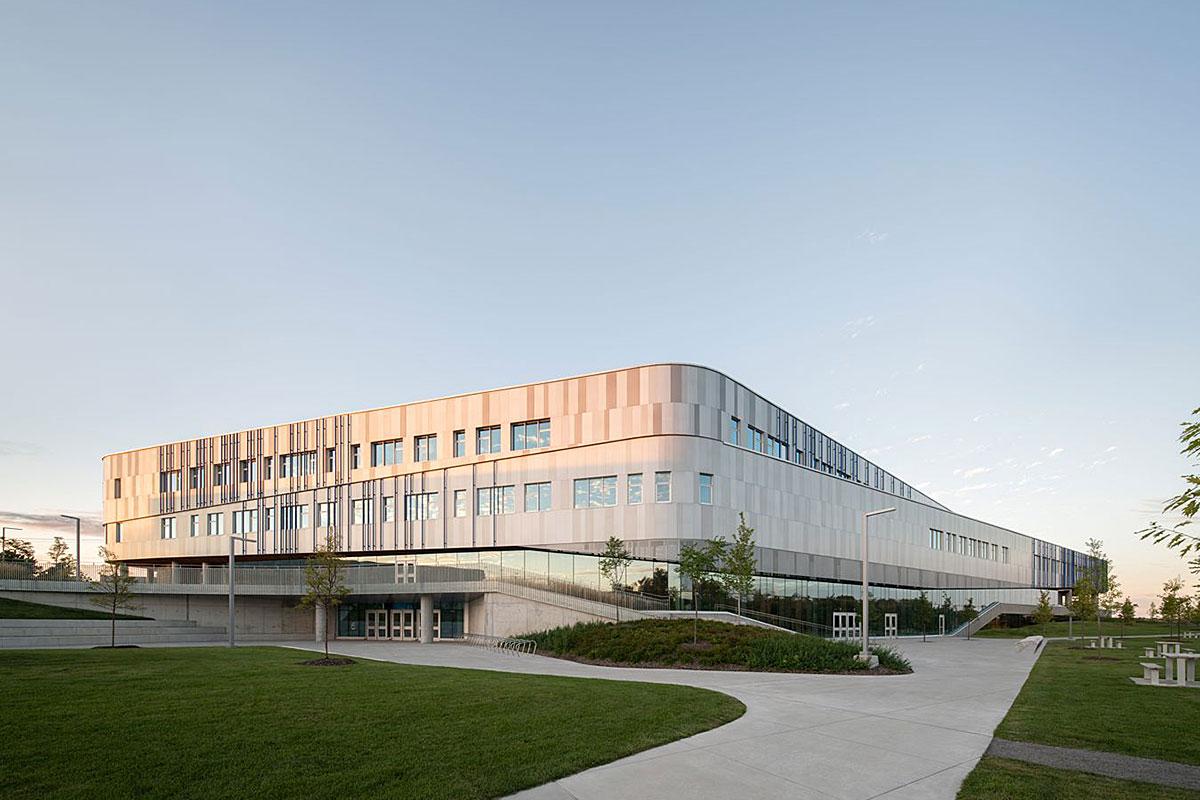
[962,466,991,478]
[908,434,931,443]
[1047,447,1064,457]
[0,440,39,457]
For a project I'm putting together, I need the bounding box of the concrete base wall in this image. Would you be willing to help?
[468,593,611,638]
[0,591,313,638]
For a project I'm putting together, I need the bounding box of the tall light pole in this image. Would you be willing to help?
[60,515,81,580]
[228,525,257,648]
[861,507,897,661]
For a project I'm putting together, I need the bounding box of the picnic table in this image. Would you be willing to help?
[1163,652,1200,685]
[1158,641,1183,657]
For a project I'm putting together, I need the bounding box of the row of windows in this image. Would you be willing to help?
[139,471,714,539]
[929,528,1009,563]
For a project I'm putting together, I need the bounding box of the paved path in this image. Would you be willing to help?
[986,738,1200,791]
[283,637,1039,800]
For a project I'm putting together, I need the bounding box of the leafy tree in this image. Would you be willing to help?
[675,538,726,644]
[1086,539,1121,636]
[1160,577,1191,638]
[88,547,139,647]
[721,514,757,617]
[1119,597,1137,639]
[598,536,633,622]
[913,590,933,643]
[40,536,77,581]
[1033,590,1054,637]
[1,536,36,564]
[1148,602,1158,621]
[1138,406,1200,571]
[634,567,668,596]
[960,596,978,640]
[1068,575,1098,638]
[939,594,953,634]
[297,533,350,658]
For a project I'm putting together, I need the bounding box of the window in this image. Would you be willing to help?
[233,510,258,535]
[573,476,617,508]
[476,485,515,516]
[729,417,739,445]
[524,482,552,512]
[317,502,337,527]
[453,430,466,458]
[655,471,671,503]
[747,427,764,452]
[114,478,121,499]
[189,466,205,489]
[382,496,395,523]
[350,445,360,470]
[1002,546,1010,564]
[767,437,786,459]
[160,517,176,539]
[512,419,550,451]
[405,492,440,520]
[206,513,223,536]
[352,499,374,525]
[212,462,231,486]
[454,489,467,517]
[262,508,274,532]
[281,504,309,530]
[159,470,181,492]
[371,439,402,467]
[279,452,316,478]
[264,457,273,480]
[627,473,643,505]
[414,434,437,462]
[190,515,199,537]
[476,426,501,454]
[238,459,257,483]
[698,473,713,505]
[114,522,122,543]
[326,448,336,472]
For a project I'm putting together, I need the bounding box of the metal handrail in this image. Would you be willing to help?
[713,603,834,637]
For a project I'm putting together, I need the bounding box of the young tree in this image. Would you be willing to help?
[88,547,139,648]
[676,538,725,644]
[1033,590,1054,637]
[1119,597,1137,639]
[41,536,78,581]
[598,535,633,622]
[298,533,350,658]
[1149,602,1159,621]
[1069,575,1098,638]
[722,514,757,617]
[914,590,933,643]
[1086,538,1121,636]
[939,594,953,635]
[1138,406,1200,571]
[960,596,978,640]
[1160,577,1191,639]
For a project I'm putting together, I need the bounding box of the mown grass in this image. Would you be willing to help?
[978,618,1195,639]
[957,757,1198,800]
[0,646,744,800]
[525,619,912,673]
[0,596,146,620]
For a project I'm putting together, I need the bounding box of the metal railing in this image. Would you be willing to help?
[464,632,537,655]
[713,604,835,637]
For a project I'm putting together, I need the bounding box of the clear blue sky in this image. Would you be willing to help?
[2,2,1197,609]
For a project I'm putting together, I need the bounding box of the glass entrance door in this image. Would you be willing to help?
[390,609,415,640]
[366,610,388,640]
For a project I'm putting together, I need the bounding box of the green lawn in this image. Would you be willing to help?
[978,618,1195,639]
[994,641,1200,765]
[0,596,146,620]
[0,647,743,800]
[957,757,1198,800]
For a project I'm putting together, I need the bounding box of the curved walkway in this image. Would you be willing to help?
[986,738,1200,791]
[283,637,1040,800]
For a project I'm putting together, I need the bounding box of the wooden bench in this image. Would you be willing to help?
[1140,662,1162,686]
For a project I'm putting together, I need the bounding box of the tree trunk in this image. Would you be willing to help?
[323,603,330,658]
[111,600,116,648]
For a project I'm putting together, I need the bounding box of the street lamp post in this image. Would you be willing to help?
[228,528,257,648]
[861,507,897,662]
[60,515,81,580]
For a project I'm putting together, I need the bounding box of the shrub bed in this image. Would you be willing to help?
[525,619,911,674]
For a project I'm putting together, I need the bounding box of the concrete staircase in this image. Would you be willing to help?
[0,618,228,648]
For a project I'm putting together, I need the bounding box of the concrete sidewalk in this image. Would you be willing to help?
[282,637,1038,800]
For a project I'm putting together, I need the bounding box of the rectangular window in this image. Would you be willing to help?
[114,478,121,499]
[405,492,440,521]
[454,489,467,517]
[655,471,671,503]
[232,510,258,535]
[524,482,552,512]
[573,476,617,508]
[212,462,230,486]
[159,470,181,492]
[627,473,643,505]
[279,452,316,478]
[698,473,713,505]
[511,419,550,451]
[281,504,309,530]
[317,502,337,527]
[262,507,274,532]
[729,417,739,445]
[206,513,223,536]
[371,439,402,467]
[264,457,273,480]
[160,517,176,539]
[352,499,374,525]
[453,430,466,458]
[414,434,438,462]
[476,426,501,454]
[350,445,360,470]
[190,515,199,537]
[382,496,395,523]
[114,522,122,543]
[326,448,336,472]
[747,427,764,452]
[238,459,258,483]
[476,485,515,515]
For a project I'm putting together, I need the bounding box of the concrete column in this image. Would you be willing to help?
[201,562,209,584]
[420,594,434,643]
[314,603,326,644]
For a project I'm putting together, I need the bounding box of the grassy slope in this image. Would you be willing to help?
[0,647,744,800]
[958,757,1198,800]
[994,641,1200,765]
[0,596,146,620]
[978,619,1194,639]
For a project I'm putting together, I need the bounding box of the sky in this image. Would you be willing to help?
[1,2,1197,611]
